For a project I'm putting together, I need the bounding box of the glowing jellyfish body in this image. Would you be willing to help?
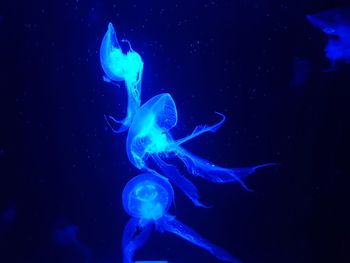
[122,173,240,263]
[307,8,350,65]
[126,93,272,207]
[100,22,144,133]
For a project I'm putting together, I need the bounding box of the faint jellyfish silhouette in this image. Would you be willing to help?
[122,173,240,263]
[100,22,144,133]
[307,8,350,66]
[53,224,80,246]
[0,206,16,224]
[125,93,273,206]
[0,206,16,236]
[290,58,313,88]
[53,224,92,263]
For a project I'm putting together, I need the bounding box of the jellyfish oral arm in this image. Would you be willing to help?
[152,155,208,207]
[177,147,275,191]
[122,218,153,263]
[159,215,241,263]
[105,88,141,133]
[174,112,226,146]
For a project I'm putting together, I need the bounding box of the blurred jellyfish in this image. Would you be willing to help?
[0,206,16,224]
[0,206,16,236]
[122,173,240,263]
[126,93,273,206]
[53,224,80,246]
[290,58,313,88]
[307,8,350,65]
[100,22,144,133]
[53,224,92,263]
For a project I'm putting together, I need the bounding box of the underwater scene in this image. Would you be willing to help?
[0,1,348,263]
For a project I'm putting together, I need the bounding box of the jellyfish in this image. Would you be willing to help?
[53,224,92,263]
[307,8,350,65]
[126,93,273,207]
[100,22,144,133]
[122,173,240,263]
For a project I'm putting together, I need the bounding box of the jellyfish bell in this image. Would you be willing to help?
[100,22,143,84]
[129,93,178,136]
[100,23,123,81]
[126,93,177,169]
[122,173,174,222]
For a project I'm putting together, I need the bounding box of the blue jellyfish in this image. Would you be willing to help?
[100,22,144,133]
[126,93,273,206]
[307,8,350,65]
[53,224,92,263]
[122,173,240,263]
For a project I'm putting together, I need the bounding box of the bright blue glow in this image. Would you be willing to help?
[122,173,173,221]
[100,22,144,133]
[307,8,350,65]
[122,174,239,263]
[99,23,276,263]
[126,93,273,206]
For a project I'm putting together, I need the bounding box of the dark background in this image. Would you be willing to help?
[0,1,348,262]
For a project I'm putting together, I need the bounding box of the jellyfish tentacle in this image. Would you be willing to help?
[104,115,128,134]
[159,215,241,263]
[121,39,134,52]
[176,147,275,191]
[175,112,226,146]
[122,218,153,263]
[152,154,209,208]
[102,75,121,87]
[103,87,141,133]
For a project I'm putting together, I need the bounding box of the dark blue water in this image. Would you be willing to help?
[0,1,348,262]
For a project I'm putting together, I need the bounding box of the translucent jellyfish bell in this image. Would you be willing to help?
[122,173,240,263]
[126,93,177,169]
[126,93,273,207]
[100,22,144,133]
[122,173,173,222]
[307,8,350,65]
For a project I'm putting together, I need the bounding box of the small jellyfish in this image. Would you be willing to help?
[100,22,144,133]
[122,173,240,263]
[53,224,92,263]
[126,93,273,206]
[307,8,350,65]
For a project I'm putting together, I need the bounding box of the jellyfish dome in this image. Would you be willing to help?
[126,93,177,169]
[122,173,174,221]
[100,22,143,84]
